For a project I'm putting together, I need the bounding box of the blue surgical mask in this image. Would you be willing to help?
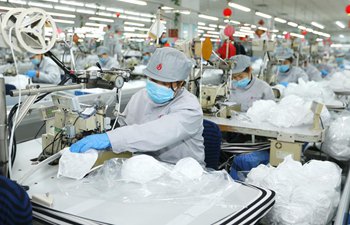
[146,79,174,104]
[99,57,108,65]
[336,57,344,64]
[232,77,251,89]
[31,58,40,65]
[160,38,168,44]
[279,65,290,73]
[143,55,150,61]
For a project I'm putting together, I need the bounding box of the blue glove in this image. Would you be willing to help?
[321,69,329,77]
[340,64,345,70]
[25,70,36,78]
[279,81,289,87]
[70,133,111,153]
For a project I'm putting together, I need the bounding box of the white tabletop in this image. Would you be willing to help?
[205,116,324,143]
[12,139,275,225]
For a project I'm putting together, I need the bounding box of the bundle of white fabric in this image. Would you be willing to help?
[246,95,331,128]
[246,156,341,225]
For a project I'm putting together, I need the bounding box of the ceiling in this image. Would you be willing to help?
[0,0,349,43]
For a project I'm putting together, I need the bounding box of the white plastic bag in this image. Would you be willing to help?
[322,115,350,160]
[58,148,98,180]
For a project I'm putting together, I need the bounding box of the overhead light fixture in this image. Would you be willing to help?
[197,26,215,31]
[251,25,257,28]
[274,17,287,23]
[97,12,114,17]
[239,29,255,34]
[124,32,148,38]
[124,21,145,27]
[283,31,288,34]
[255,12,271,19]
[209,24,217,28]
[55,5,76,12]
[161,6,173,10]
[331,44,342,48]
[290,33,304,38]
[53,19,75,24]
[207,31,220,35]
[89,17,114,23]
[9,0,27,5]
[28,1,53,8]
[218,25,225,29]
[244,23,250,26]
[240,26,251,31]
[48,12,76,18]
[85,3,106,10]
[298,25,306,30]
[60,0,84,6]
[106,7,124,13]
[258,26,268,31]
[340,34,345,38]
[316,38,323,42]
[140,13,155,18]
[86,22,107,27]
[335,21,345,29]
[0,6,13,10]
[306,28,313,32]
[228,2,251,12]
[76,9,95,15]
[271,29,279,33]
[311,21,324,29]
[116,0,147,5]
[41,0,58,2]
[198,22,206,26]
[179,10,191,15]
[121,15,152,22]
[197,30,204,33]
[203,34,220,38]
[198,14,219,21]
[287,22,298,27]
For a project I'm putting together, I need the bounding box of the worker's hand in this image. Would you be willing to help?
[279,81,289,87]
[321,69,329,77]
[70,133,111,153]
[25,70,37,78]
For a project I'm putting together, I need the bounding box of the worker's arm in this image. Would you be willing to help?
[35,59,61,84]
[107,106,203,153]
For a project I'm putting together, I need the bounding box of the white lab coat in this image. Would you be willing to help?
[107,88,205,165]
[303,64,322,81]
[100,57,120,70]
[229,76,275,112]
[32,56,61,84]
[277,66,309,84]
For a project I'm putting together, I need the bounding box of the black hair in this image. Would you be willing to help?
[243,66,250,73]
[286,57,294,63]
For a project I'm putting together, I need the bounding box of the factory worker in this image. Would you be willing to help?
[96,46,120,70]
[229,55,275,112]
[24,53,61,84]
[275,48,309,86]
[302,60,322,81]
[70,47,205,165]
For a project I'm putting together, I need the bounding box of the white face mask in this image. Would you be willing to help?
[57,148,98,180]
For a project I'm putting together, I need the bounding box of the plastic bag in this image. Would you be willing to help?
[246,155,341,225]
[58,155,237,205]
[57,148,98,180]
[322,115,350,160]
[246,95,331,128]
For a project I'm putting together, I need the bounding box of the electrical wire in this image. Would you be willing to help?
[34,122,46,139]
[7,26,22,178]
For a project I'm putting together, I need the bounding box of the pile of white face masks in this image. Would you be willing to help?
[281,79,341,106]
[322,113,350,161]
[246,95,331,128]
[319,70,350,91]
[246,156,341,225]
[62,155,236,204]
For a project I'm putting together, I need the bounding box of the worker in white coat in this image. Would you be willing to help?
[24,53,61,84]
[96,46,120,70]
[302,60,322,81]
[275,48,308,86]
[229,55,275,112]
[70,47,205,165]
